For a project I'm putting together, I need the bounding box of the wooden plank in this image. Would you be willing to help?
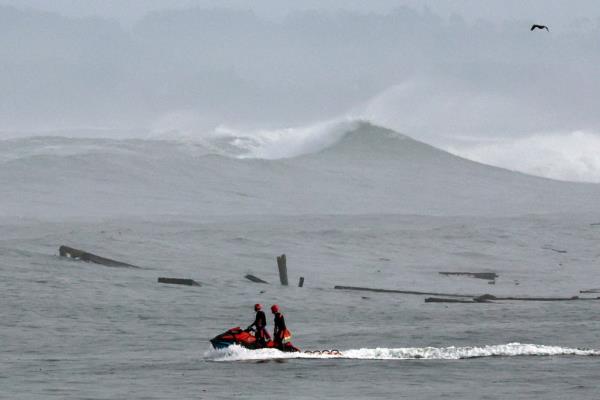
[335,286,600,302]
[439,272,498,280]
[245,274,269,284]
[333,285,476,298]
[580,289,600,294]
[59,245,140,268]
[425,297,477,303]
[158,277,201,286]
[542,245,567,253]
[493,296,598,301]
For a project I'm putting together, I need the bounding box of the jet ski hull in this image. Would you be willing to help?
[210,327,299,352]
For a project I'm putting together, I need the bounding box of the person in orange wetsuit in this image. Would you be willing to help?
[247,303,270,348]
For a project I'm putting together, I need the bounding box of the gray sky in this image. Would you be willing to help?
[1,0,599,142]
[2,0,600,26]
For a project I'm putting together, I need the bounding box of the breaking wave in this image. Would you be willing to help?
[205,343,599,362]
[150,113,600,183]
[209,118,359,159]
[447,131,600,183]
[5,117,600,184]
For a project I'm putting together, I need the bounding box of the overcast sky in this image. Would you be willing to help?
[1,0,599,147]
[2,0,600,26]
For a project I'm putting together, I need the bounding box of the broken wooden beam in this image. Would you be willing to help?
[426,294,600,303]
[425,297,479,303]
[333,285,476,298]
[439,272,498,281]
[335,286,600,302]
[245,274,268,284]
[580,289,600,294]
[542,245,567,254]
[474,294,496,302]
[277,254,288,286]
[298,277,304,287]
[492,295,599,301]
[59,245,140,268]
[158,277,201,286]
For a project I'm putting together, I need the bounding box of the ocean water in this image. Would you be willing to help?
[2,123,600,399]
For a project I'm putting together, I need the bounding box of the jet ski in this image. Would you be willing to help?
[210,327,300,352]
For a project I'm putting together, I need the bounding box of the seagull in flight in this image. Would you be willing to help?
[530,24,549,32]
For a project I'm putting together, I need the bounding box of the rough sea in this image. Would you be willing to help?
[3,122,600,399]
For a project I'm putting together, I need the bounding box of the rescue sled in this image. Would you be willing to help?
[210,327,300,352]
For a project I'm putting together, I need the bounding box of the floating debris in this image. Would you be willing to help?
[158,277,201,286]
[542,245,567,254]
[59,245,140,268]
[334,285,475,298]
[580,288,600,294]
[277,254,288,286]
[245,274,268,284]
[439,272,498,281]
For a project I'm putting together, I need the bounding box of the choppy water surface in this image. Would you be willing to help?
[3,126,600,398]
[3,214,600,399]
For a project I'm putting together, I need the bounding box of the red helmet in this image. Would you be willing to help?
[254,303,262,311]
[271,304,279,313]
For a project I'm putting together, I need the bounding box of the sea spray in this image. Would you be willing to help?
[213,118,360,159]
[447,131,600,183]
[206,343,599,362]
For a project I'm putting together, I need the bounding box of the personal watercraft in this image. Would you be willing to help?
[210,327,300,352]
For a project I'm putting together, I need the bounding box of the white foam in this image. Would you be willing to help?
[212,118,360,159]
[146,114,362,159]
[447,131,600,183]
[205,343,599,362]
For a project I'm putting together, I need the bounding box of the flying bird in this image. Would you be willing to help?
[530,24,549,32]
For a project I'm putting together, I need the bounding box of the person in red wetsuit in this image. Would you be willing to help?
[271,305,300,352]
[247,303,269,348]
[271,304,286,349]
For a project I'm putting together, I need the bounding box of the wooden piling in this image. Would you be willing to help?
[298,277,304,287]
[59,245,140,268]
[158,277,201,286]
[277,254,288,286]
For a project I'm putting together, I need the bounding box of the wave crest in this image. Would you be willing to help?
[212,118,360,159]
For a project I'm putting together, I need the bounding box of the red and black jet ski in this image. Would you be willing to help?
[210,327,299,352]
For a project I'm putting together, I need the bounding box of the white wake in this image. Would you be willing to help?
[205,343,599,362]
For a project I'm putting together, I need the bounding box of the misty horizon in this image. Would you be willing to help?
[1,3,600,181]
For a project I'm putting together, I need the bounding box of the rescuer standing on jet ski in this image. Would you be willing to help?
[247,303,269,348]
[271,304,294,351]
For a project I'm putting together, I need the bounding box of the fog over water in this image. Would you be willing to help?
[1,1,600,180]
[3,2,600,399]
